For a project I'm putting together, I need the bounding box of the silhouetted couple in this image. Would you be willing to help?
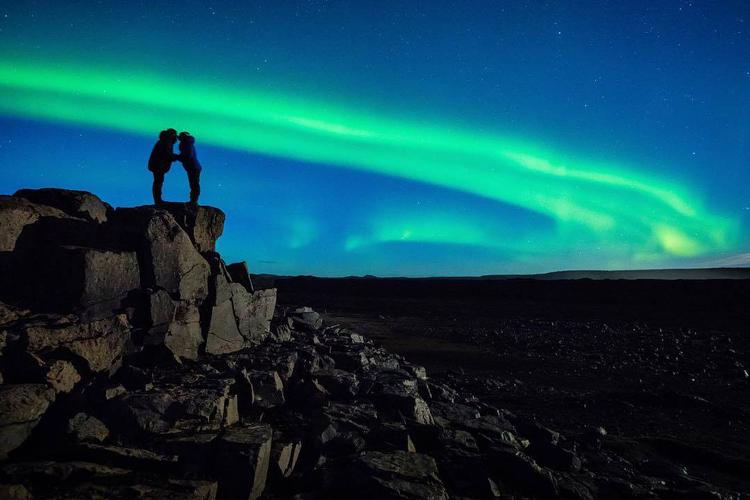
[148,129,202,206]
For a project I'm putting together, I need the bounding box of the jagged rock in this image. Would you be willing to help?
[164,303,203,361]
[429,401,480,426]
[144,296,202,361]
[288,307,322,331]
[205,300,244,355]
[270,323,292,343]
[289,377,328,408]
[369,372,434,426]
[111,374,238,435]
[487,446,559,498]
[313,368,359,399]
[210,273,232,306]
[110,391,175,435]
[245,289,277,343]
[24,245,140,319]
[270,437,302,479]
[9,314,130,372]
[66,413,109,443]
[104,384,127,400]
[330,347,370,371]
[214,424,272,500]
[460,416,523,451]
[320,402,379,436]
[229,283,253,339]
[227,261,255,293]
[14,188,111,223]
[367,423,417,453]
[16,314,131,373]
[245,370,285,409]
[0,383,56,459]
[0,195,70,252]
[437,429,479,453]
[528,440,582,472]
[127,374,237,434]
[146,289,177,333]
[111,207,210,302]
[45,359,81,394]
[328,451,449,499]
[402,362,428,381]
[420,382,457,403]
[434,449,500,499]
[156,202,225,254]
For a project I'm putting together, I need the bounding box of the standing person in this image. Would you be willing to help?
[177,131,202,206]
[147,128,178,205]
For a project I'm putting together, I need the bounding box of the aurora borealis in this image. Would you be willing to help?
[1,2,748,276]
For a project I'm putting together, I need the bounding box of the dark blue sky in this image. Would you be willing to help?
[0,1,748,275]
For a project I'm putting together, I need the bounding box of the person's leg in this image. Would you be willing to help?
[152,171,164,204]
[189,170,201,204]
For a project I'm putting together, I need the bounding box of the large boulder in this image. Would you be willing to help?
[12,314,131,374]
[0,384,56,459]
[110,375,238,435]
[244,370,285,409]
[111,207,210,303]
[0,195,70,252]
[213,424,272,500]
[157,202,225,254]
[66,413,110,443]
[21,245,140,319]
[205,300,244,355]
[143,291,203,361]
[14,188,111,224]
[204,276,276,355]
[243,289,277,343]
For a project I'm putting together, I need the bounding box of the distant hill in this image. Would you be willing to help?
[253,267,750,283]
[480,267,750,280]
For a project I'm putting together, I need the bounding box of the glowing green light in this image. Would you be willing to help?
[0,59,738,259]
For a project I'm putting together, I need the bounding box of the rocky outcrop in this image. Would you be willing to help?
[26,246,140,320]
[12,314,131,373]
[111,207,210,303]
[0,187,740,499]
[0,195,71,252]
[14,188,111,224]
[156,202,225,254]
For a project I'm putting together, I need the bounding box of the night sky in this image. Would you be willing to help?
[1,1,748,276]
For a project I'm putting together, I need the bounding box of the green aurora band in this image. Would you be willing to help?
[0,60,737,260]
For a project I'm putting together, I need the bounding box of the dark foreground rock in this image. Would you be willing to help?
[0,187,744,499]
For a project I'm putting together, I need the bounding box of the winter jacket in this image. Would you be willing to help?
[147,140,176,173]
[178,136,202,173]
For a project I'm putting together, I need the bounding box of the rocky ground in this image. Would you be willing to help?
[274,278,750,499]
[0,188,747,499]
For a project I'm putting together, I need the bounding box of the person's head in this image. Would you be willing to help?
[178,131,194,144]
[159,128,178,144]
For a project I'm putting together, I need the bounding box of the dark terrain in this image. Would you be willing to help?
[2,187,749,499]
[272,276,750,493]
